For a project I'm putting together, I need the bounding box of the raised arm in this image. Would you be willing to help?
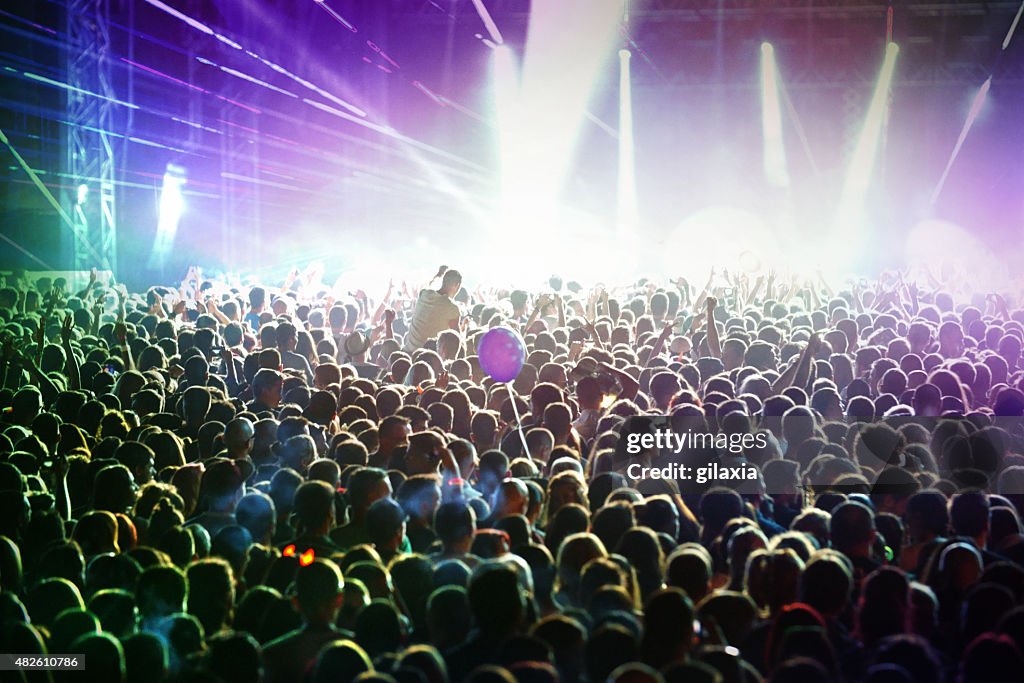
[52,453,71,522]
[371,279,395,327]
[524,294,548,335]
[771,334,819,394]
[15,346,60,404]
[989,292,1011,322]
[644,321,675,368]
[75,268,99,300]
[704,296,721,359]
[598,361,639,402]
[60,314,81,391]
[205,297,231,326]
[114,289,135,372]
[692,268,716,312]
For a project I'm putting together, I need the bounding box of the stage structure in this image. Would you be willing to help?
[65,0,117,274]
[400,0,1024,89]
[218,0,261,274]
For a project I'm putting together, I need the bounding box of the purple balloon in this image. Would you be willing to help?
[477,326,526,383]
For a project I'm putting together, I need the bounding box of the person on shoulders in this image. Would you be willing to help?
[403,267,462,352]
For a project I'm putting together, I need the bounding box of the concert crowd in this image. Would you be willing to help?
[2,263,1024,683]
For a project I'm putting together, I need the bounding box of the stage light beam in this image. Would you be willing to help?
[760,43,789,188]
[617,49,638,238]
[835,42,899,234]
[491,44,521,202]
[150,164,186,269]
[470,0,505,45]
[931,76,991,206]
[515,0,629,217]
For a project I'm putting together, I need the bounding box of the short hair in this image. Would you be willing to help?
[346,468,389,512]
[292,481,336,533]
[829,501,875,551]
[800,550,852,616]
[950,490,990,538]
[186,558,235,634]
[136,565,186,619]
[905,489,949,537]
[365,497,406,547]
[295,558,343,612]
[441,269,463,290]
[434,501,475,545]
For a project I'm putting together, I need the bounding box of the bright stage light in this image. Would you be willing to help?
[904,219,1008,291]
[514,0,629,212]
[491,45,521,210]
[759,42,789,188]
[149,164,187,269]
[76,184,89,206]
[617,49,638,240]
[486,0,627,275]
[663,207,782,282]
[831,41,899,267]
[470,0,505,45]
[931,76,991,206]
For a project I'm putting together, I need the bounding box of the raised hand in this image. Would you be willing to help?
[52,454,70,481]
[35,315,47,347]
[434,265,448,280]
[45,285,63,313]
[807,333,822,355]
[60,313,74,345]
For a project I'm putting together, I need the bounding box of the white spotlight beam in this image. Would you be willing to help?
[836,41,899,227]
[1003,0,1024,50]
[470,0,505,46]
[760,43,789,188]
[930,0,1021,205]
[150,164,187,269]
[617,49,638,237]
[516,0,629,211]
[492,45,521,209]
[930,76,991,206]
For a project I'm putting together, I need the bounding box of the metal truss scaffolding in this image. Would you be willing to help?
[65,0,117,274]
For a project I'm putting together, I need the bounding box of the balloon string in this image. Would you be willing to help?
[508,389,531,458]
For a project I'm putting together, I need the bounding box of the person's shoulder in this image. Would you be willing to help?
[315,534,342,554]
[329,523,361,546]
